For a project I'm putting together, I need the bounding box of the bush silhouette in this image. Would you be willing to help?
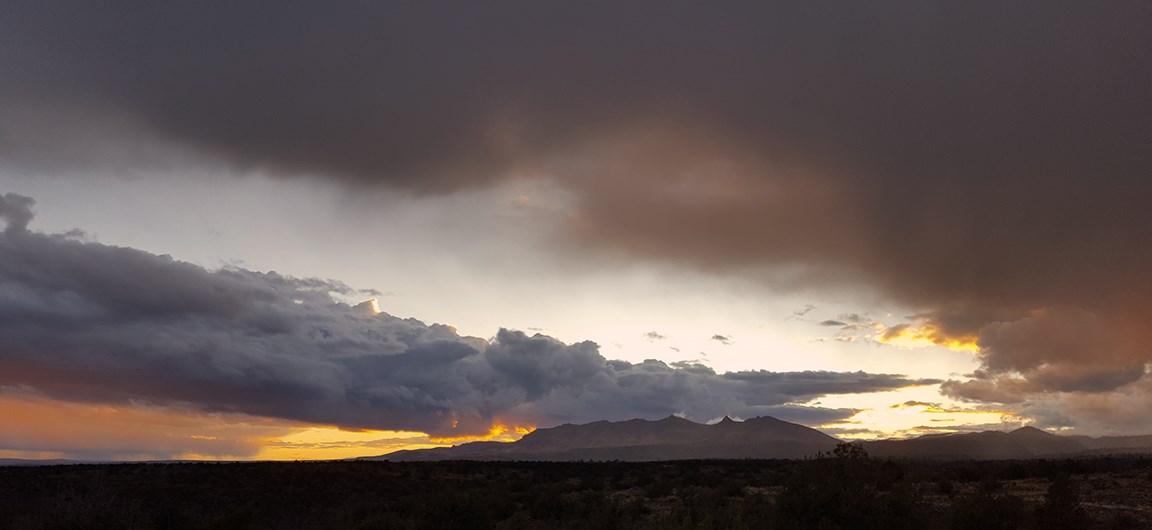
[1036,473,1089,530]
[775,443,926,529]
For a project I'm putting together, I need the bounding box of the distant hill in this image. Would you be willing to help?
[1071,434,1152,455]
[863,426,1088,459]
[368,419,1152,462]
[370,416,841,462]
[863,427,1152,459]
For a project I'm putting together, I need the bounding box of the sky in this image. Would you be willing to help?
[1,1,1151,460]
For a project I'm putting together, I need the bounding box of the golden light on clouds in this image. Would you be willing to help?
[874,322,980,353]
[354,298,381,316]
[428,420,536,445]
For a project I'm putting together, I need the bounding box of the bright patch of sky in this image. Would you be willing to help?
[0,169,978,381]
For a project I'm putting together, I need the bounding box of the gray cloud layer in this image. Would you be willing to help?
[4,3,1151,415]
[0,194,934,434]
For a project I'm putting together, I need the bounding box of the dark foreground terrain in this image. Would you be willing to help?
[2,449,1151,529]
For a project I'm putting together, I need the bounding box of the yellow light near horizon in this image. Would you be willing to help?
[279,426,431,444]
[815,386,1019,440]
[254,421,538,461]
[835,407,1008,440]
[254,426,445,461]
[826,407,1014,440]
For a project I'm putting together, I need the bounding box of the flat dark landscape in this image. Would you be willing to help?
[3,454,1152,529]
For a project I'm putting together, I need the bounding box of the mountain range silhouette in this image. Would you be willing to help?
[371,417,1152,462]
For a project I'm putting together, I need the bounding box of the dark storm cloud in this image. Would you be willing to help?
[5,2,1152,412]
[725,371,940,399]
[0,197,934,434]
[934,307,1150,407]
[0,193,35,233]
[976,308,1139,375]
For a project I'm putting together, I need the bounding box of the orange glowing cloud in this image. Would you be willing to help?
[428,420,536,445]
[875,322,980,353]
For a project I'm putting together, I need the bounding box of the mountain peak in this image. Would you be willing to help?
[1010,426,1055,437]
[717,416,735,424]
